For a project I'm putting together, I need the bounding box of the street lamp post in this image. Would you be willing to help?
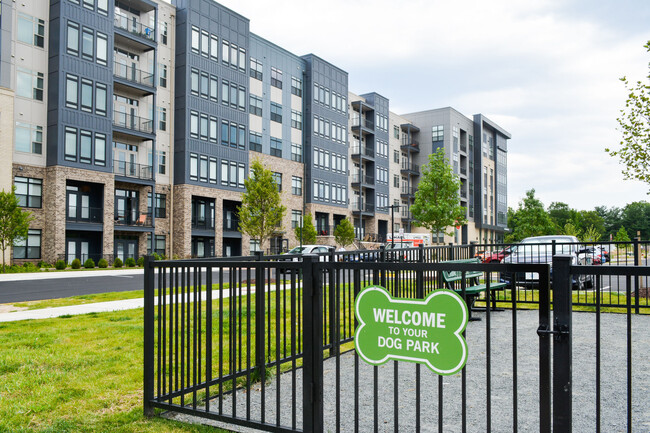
[388,204,400,248]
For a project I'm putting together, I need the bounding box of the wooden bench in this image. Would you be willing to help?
[441,258,507,320]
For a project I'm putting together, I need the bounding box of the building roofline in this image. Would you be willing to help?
[300,53,348,77]
[250,33,304,63]
[473,114,512,139]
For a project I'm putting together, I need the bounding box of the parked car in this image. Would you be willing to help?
[483,246,512,263]
[500,235,593,289]
[279,245,333,272]
[578,246,609,265]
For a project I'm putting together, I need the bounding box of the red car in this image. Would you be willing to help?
[483,247,512,263]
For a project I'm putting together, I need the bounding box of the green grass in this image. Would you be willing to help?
[9,290,149,311]
[0,309,228,433]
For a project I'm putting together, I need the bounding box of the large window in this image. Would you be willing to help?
[96,32,108,65]
[250,58,263,80]
[17,13,45,48]
[95,84,107,116]
[191,26,200,54]
[249,95,262,116]
[272,172,282,192]
[292,176,302,196]
[291,110,302,130]
[14,177,42,208]
[291,76,302,97]
[270,137,282,158]
[16,68,44,101]
[291,142,302,162]
[81,27,94,60]
[432,125,444,142]
[270,103,282,123]
[271,67,282,89]
[250,131,262,153]
[15,122,43,154]
[291,210,302,229]
[65,127,77,161]
[66,22,79,55]
[13,229,41,259]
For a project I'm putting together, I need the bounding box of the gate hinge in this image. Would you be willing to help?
[536,321,569,340]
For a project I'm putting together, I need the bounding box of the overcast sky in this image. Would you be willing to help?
[218,0,650,211]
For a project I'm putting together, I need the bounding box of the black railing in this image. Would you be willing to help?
[192,220,215,230]
[113,110,154,134]
[113,61,155,87]
[351,173,375,185]
[66,206,103,223]
[350,146,375,159]
[114,213,152,227]
[401,186,415,196]
[401,161,420,173]
[113,159,153,180]
[351,117,374,129]
[401,139,420,150]
[351,201,374,213]
[223,217,239,231]
[114,13,155,41]
[144,248,649,432]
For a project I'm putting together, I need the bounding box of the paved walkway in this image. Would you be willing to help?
[0,268,143,282]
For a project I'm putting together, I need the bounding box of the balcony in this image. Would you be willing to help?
[401,161,420,175]
[351,146,375,161]
[400,186,416,198]
[113,62,155,95]
[223,217,240,232]
[114,13,156,51]
[192,219,215,231]
[400,139,420,153]
[351,117,374,130]
[113,110,154,136]
[351,173,375,186]
[114,213,152,227]
[113,160,153,181]
[351,201,375,214]
[66,206,103,223]
[401,211,413,221]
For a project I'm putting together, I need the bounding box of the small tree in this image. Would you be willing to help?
[505,189,555,242]
[334,218,355,248]
[294,213,317,245]
[581,225,602,243]
[410,149,467,245]
[0,187,33,273]
[563,222,581,238]
[614,226,631,242]
[238,160,286,252]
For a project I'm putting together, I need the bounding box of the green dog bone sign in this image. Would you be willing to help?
[354,285,469,375]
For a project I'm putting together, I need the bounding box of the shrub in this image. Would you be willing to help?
[97,258,108,268]
[136,257,144,267]
[37,260,51,269]
[55,260,66,270]
[70,258,81,269]
[113,257,123,268]
[125,257,136,268]
[152,252,162,261]
[83,258,95,269]
[22,262,38,271]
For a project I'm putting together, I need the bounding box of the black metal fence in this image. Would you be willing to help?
[143,245,650,432]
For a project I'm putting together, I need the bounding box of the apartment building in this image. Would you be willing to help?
[1,0,509,266]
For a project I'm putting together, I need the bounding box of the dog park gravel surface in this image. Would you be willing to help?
[169,309,650,432]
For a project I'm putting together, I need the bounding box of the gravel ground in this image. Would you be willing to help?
[168,309,650,432]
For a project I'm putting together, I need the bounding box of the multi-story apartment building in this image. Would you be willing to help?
[0,0,509,266]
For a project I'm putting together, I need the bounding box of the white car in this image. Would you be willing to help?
[279,245,333,272]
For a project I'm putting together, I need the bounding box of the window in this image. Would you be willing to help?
[191,26,200,54]
[200,30,209,57]
[80,130,92,163]
[271,67,282,88]
[16,68,44,101]
[209,117,218,143]
[291,76,302,97]
[190,68,199,95]
[158,107,167,131]
[14,177,42,208]
[95,83,107,116]
[250,58,263,80]
[200,114,208,140]
[80,79,93,112]
[221,80,229,105]
[96,32,107,65]
[221,121,229,146]
[292,210,302,229]
[13,229,41,259]
[18,13,44,48]
[200,72,209,99]
[190,154,198,180]
[65,127,77,161]
[291,110,302,129]
[157,151,166,174]
[81,27,94,60]
[393,150,400,163]
[249,95,262,116]
[230,43,238,69]
[66,22,79,55]
[272,172,282,192]
[159,64,167,87]
[160,21,168,45]
[65,74,78,108]
[190,111,199,138]
[210,35,218,60]
[200,156,208,182]
[209,158,217,184]
[210,75,218,102]
[230,83,237,108]
[15,122,43,154]
[292,176,302,196]
[221,40,229,64]
[394,174,399,188]
[238,126,246,150]
[82,0,94,10]
[291,142,302,162]
[248,132,263,153]
[432,125,444,142]
[270,137,282,157]
[95,134,106,166]
[238,87,246,111]
[270,103,282,123]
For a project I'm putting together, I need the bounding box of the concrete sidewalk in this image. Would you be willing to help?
[0,268,144,282]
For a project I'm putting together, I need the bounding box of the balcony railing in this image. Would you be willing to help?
[66,206,103,223]
[113,110,154,134]
[401,139,420,152]
[401,186,416,196]
[401,161,420,173]
[351,173,375,185]
[223,217,240,231]
[114,213,152,227]
[351,201,375,213]
[316,225,330,236]
[351,146,375,159]
[113,160,153,181]
[401,211,413,220]
[461,167,467,176]
[351,117,374,130]
[114,13,155,42]
[192,220,215,231]
[113,61,154,87]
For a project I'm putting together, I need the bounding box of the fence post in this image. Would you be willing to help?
[143,255,155,417]
[633,238,640,314]
[380,245,387,288]
[448,242,454,261]
[328,248,338,356]
[302,255,323,433]
[552,255,573,432]
[254,251,265,384]
[469,244,476,261]
[417,244,424,299]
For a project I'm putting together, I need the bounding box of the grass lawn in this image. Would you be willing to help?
[0,309,228,433]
